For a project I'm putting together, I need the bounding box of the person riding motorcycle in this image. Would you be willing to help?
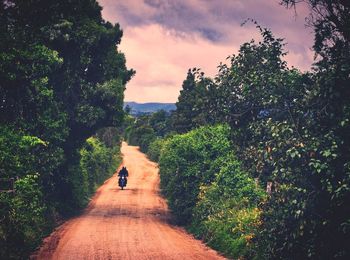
[118,166,129,187]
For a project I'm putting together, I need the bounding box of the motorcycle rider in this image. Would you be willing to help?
[118,166,129,186]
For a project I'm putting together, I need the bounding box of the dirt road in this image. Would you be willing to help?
[35,142,224,260]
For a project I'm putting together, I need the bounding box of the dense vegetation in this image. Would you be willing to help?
[143,1,350,259]
[159,125,265,258]
[1,0,349,259]
[124,110,173,154]
[0,0,132,258]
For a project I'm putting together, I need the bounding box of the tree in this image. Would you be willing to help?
[159,2,349,258]
[262,2,350,258]
[1,0,134,146]
[0,1,133,257]
[173,69,198,133]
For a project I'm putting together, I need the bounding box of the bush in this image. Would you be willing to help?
[191,154,265,259]
[147,138,165,162]
[159,125,232,224]
[159,125,265,258]
[0,126,53,259]
[72,137,121,208]
[126,125,156,153]
[0,126,122,258]
[0,174,46,259]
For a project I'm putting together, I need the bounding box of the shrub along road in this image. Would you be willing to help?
[34,142,224,260]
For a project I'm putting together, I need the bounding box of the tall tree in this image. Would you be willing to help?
[173,68,214,133]
[0,1,134,257]
[1,0,135,148]
[256,1,350,258]
[173,69,198,133]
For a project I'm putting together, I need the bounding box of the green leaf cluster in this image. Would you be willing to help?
[124,110,174,154]
[0,0,132,258]
[158,125,264,258]
[0,174,46,259]
[159,125,233,224]
[170,4,350,257]
[146,138,166,162]
[72,136,121,208]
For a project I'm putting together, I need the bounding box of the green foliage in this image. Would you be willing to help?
[0,125,121,258]
[172,69,218,133]
[124,110,173,153]
[159,125,233,224]
[223,28,350,256]
[169,4,350,256]
[191,154,265,259]
[170,14,350,258]
[127,124,156,152]
[0,174,46,259]
[68,136,121,209]
[124,110,173,162]
[96,127,122,148]
[79,137,121,199]
[149,110,172,137]
[172,70,197,133]
[0,126,29,178]
[146,138,166,162]
[0,0,131,258]
[159,125,265,258]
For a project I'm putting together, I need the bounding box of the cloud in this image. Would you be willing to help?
[98,0,314,102]
[100,0,312,43]
[119,24,238,102]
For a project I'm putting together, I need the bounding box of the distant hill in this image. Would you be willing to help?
[124,102,176,115]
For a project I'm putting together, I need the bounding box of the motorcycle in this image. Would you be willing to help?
[118,176,127,190]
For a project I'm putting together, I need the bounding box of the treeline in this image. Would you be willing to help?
[0,1,133,258]
[123,110,174,157]
[130,1,350,259]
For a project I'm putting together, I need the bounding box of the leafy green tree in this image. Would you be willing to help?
[96,127,122,148]
[0,0,132,257]
[255,1,350,258]
[1,0,134,148]
[158,2,349,258]
[173,69,198,133]
[168,18,349,257]
[173,68,225,133]
[208,24,349,258]
[0,127,49,258]
[195,15,349,260]
[149,110,170,137]
[124,110,174,154]
[79,137,121,200]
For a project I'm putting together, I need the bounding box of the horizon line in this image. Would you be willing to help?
[124,101,176,104]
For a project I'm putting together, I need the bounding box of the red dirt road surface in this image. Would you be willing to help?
[34,142,225,260]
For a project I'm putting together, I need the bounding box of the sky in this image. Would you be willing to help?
[98,0,314,103]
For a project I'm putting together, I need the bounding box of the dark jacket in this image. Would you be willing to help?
[118,167,129,177]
